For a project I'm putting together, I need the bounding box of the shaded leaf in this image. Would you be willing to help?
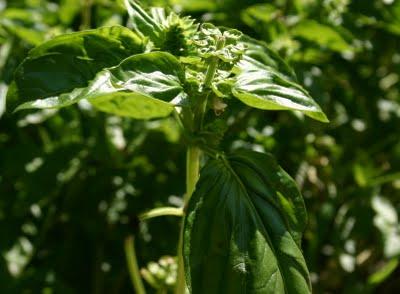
[14,26,143,101]
[184,150,310,294]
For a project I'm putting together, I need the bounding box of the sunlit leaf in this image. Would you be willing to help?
[241,4,281,27]
[291,20,353,53]
[170,0,217,12]
[16,52,186,119]
[367,258,399,286]
[59,0,82,25]
[0,9,46,45]
[233,37,328,122]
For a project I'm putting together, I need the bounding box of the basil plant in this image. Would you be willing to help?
[9,0,328,293]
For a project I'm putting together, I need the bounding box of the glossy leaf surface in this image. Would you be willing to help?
[14,26,143,101]
[233,37,328,123]
[17,52,186,119]
[184,150,311,294]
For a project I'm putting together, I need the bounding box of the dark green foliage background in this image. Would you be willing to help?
[1,0,399,293]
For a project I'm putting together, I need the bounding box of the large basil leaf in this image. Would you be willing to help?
[184,150,310,294]
[233,36,328,123]
[16,52,187,119]
[13,26,143,101]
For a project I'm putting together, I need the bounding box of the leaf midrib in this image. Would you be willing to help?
[220,156,289,294]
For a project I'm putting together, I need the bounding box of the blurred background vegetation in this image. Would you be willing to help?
[1,0,400,293]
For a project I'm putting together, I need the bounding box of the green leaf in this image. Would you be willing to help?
[237,35,296,79]
[16,52,187,119]
[367,258,399,286]
[233,37,329,123]
[124,0,163,43]
[241,4,281,27]
[184,150,310,294]
[59,0,82,25]
[291,20,353,53]
[169,0,217,12]
[0,9,46,45]
[14,26,143,101]
[124,1,197,56]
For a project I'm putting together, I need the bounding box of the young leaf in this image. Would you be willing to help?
[233,36,329,123]
[16,52,187,119]
[14,26,143,101]
[184,150,310,294]
[124,0,197,55]
[124,0,164,43]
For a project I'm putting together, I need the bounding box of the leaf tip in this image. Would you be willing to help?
[13,104,25,114]
[307,110,329,123]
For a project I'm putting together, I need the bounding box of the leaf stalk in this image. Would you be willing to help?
[124,235,146,294]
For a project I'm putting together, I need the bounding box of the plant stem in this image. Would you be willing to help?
[185,147,201,203]
[203,36,226,89]
[81,0,93,30]
[139,207,183,221]
[175,146,201,294]
[175,35,226,294]
[195,36,226,131]
[124,235,146,294]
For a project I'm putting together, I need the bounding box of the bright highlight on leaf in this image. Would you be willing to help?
[233,37,329,123]
[12,8,328,124]
[16,52,186,119]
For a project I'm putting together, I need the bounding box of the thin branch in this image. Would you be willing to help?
[139,207,183,221]
[124,235,146,294]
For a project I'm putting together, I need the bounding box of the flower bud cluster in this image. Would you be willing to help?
[191,23,246,65]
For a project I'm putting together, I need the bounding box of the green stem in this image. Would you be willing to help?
[175,35,225,294]
[185,147,201,203]
[175,146,201,294]
[139,207,183,221]
[203,36,226,89]
[124,235,146,294]
[195,36,226,131]
[81,0,93,30]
